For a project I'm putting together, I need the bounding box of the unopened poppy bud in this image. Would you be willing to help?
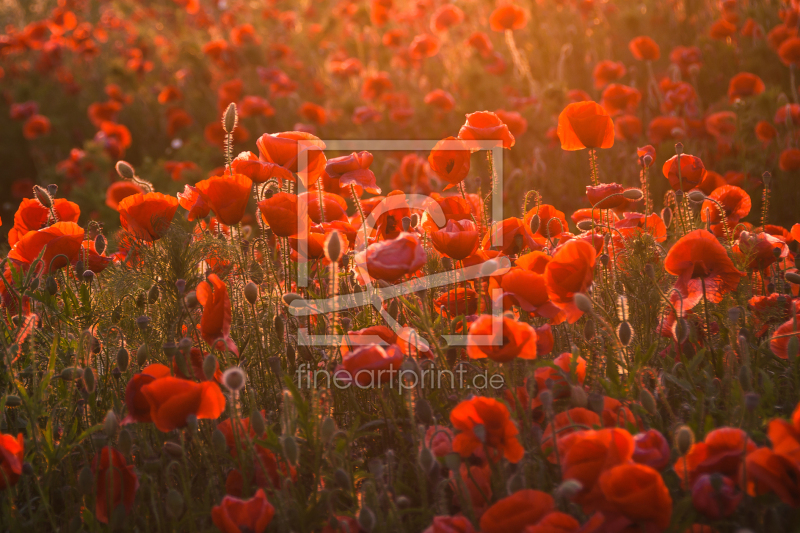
[419,446,435,473]
[33,185,52,208]
[555,479,583,499]
[687,190,706,203]
[321,416,336,443]
[116,347,129,372]
[675,142,684,155]
[583,319,595,341]
[674,189,684,204]
[83,366,96,393]
[223,102,238,133]
[46,276,58,295]
[529,213,540,234]
[786,272,800,285]
[539,390,554,413]
[78,465,94,495]
[115,160,136,180]
[739,365,752,391]
[675,425,695,456]
[282,292,302,306]
[163,441,183,458]
[388,299,400,320]
[47,183,58,197]
[576,219,593,232]
[244,282,259,305]
[212,428,228,454]
[104,410,118,438]
[675,318,690,344]
[61,367,82,381]
[573,293,593,315]
[599,253,609,267]
[147,284,159,304]
[82,270,94,283]
[623,188,643,200]
[111,306,121,323]
[74,260,84,277]
[334,468,350,490]
[415,398,433,425]
[175,279,186,295]
[273,314,285,340]
[136,343,148,366]
[251,409,266,436]
[358,507,376,533]
[744,392,760,411]
[203,354,218,381]
[588,392,604,415]
[506,471,526,494]
[95,234,106,255]
[395,495,411,509]
[136,315,150,330]
[409,213,419,227]
[444,452,461,471]
[324,230,345,263]
[640,389,657,415]
[617,321,633,346]
[118,428,133,456]
[166,489,184,519]
[642,154,653,167]
[773,247,783,258]
[401,216,411,232]
[662,207,673,228]
[570,385,588,408]
[184,291,198,308]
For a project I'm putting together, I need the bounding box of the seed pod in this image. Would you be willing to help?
[274,314,285,340]
[116,347,129,372]
[46,276,58,295]
[573,293,593,315]
[223,367,246,392]
[82,270,94,283]
[212,428,228,454]
[599,253,609,267]
[115,160,136,180]
[136,315,150,330]
[642,154,653,167]
[244,282,259,305]
[640,389,657,415]
[118,428,133,456]
[223,102,238,133]
[136,343,148,366]
[675,142,684,155]
[203,354,218,381]
[104,410,118,438]
[83,366,96,393]
[675,425,695,456]
[33,185,52,208]
[78,465,94,495]
[165,489,184,519]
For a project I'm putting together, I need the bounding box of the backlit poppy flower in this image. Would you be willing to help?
[0,432,24,490]
[523,512,581,533]
[256,131,327,186]
[516,251,552,273]
[230,152,283,185]
[774,103,800,125]
[490,269,565,323]
[647,115,686,145]
[164,161,199,182]
[742,447,800,506]
[629,36,660,60]
[428,137,471,187]
[344,324,432,359]
[495,109,528,138]
[424,89,456,111]
[122,364,172,425]
[489,4,528,32]
[540,408,602,454]
[91,447,139,524]
[424,516,476,533]
[340,343,404,386]
[10,101,38,121]
[480,490,553,533]
[632,429,671,470]
[354,232,427,282]
[585,183,625,209]
[593,60,626,89]
[194,174,252,226]
[22,114,51,139]
[422,195,478,233]
[601,396,639,429]
[88,101,122,127]
[390,154,432,195]
[691,473,741,519]
[197,274,238,356]
[430,4,464,33]
[755,120,778,144]
[601,84,641,116]
[435,287,480,318]
[451,396,524,463]
[458,111,515,149]
[674,427,756,488]
[710,18,737,39]
[780,148,800,171]
[736,230,788,271]
[140,376,225,432]
[325,151,380,195]
[557,101,614,151]
[466,314,537,362]
[9,221,84,273]
[670,45,703,74]
[431,219,480,260]
[157,85,182,104]
[544,239,596,323]
[701,185,751,228]
[481,217,539,255]
[599,463,672,529]
[257,193,310,237]
[728,72,765,102]
[177,185,211,222]
[769,316,800,359]
[167,108,193,137]
[7,197,80,246]
[450,462,493,516]
[96,121,132,158]
[467,31,494,57]
[118,192,179,242]
[299,102,327,125]
[661,154,706,191]
[779,36,800,65]
[212,489,275,533]
[614,115,642,141]
[105,181,145,212]
[362,72,394,100]
[409,34,440,60]
[533,353,587,401]
[224,445,297,496]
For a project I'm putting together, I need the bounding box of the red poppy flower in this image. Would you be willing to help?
[479,490,554,533]
[467,32,494,57]
[481,217,539,255]
[632,429,671,470]
[157,85,182,104]
[495,109,528,138]
[466,314,537,362]
[104,181,144,212]
[211,489,275,533]
[91,447,139,524]
[534,352,587,401]
[409,34,440,60]
[257,192,311,238]
[300,191,348,224]
[88,101,122,127]
[255,131,327,186]
[140,376,225,432]
[424,516,476,533]
[354,232,427,283]
[735,230,788,271]
[769,316,800,359]
[557,101,614,151]
[779,36,800,65]
[339,343,404,386]
[197,274,238,356]
[741,447,800,507]
[428,137,471,187]
[490,268,565,323]
[451,396,524,463]
[516,251,552,274]
[299,102,327,125]
[122,364,173,425]
[430,4,464,32]
[389,154,432,195]
[361,72,394,100]
[193,174,252,226]
[489,4,528,32]
[780,148,800,171]
[728,72,766,102]
[710,18,737,39]
[118,192,179,242]
[544,239,596,323]
[421,195,478,233]
[177,185,211,222]
[601,84,641,116]
[593,60,626,89]
[434,287,481,318]
[674,427,757,488]
[661,154,706,191]
[691,473,741,519]
[424,89,456,111]
[701,185,751,228]
[7,197,80,246]
[9,221,84,273]
[22,114,51,139]
[325,151,380,195]
[614,114,642,141]
[599,463,672,529]
[0,432,24,490]
[167,108,193,137]
[647,115,686,145]
[458,111,515,149]
[431,219,480,260]
[628,36,660,61]
[755,121,778,144]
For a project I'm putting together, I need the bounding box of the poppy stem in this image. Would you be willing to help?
[700,277,721,377]
[459,181,478,228]
[317,177,326,224]
[588,149,599,186]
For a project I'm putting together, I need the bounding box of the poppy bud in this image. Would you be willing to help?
[118,428,132,456]
[506,471,525,494]
[661,207,672,228]
[334,468,351,490]
[324,230,345,263]
[674,189,684,204]
[74,260,84,277]
[409,213,419,227]
[570,385,588,408]
[395,495,411,510]
[444,452,461,472]
[573,293,593,315]
[136,315,150,330]
[115,160,136,180]
[136,343,148,367]
[321,416,336,443]
[212,428,228,454]
[640,389,657,415]
[419,446,435,473]
[104,410,118,438]
[529,213,540,234]
[78,465,94,495]
[555,479,583,499]
[588,392,604,416]
[114,347,129,373]
[599,253,609,267]
[415,398,434,425]
[575,219,593,232]
[251,409,266,437]
[29,278,39,291]
[739,365,752,392]
[358,507,376,533]
[539,390,554,414]
[623,188,643,200]
[786,272,800,285]
[583,319,595,341]
[166,489,184,519]
[282,292,302,306]
[81,365,96,393]
[642,154,653,167]
[675,142,684,155]
[184,291,198,308]
[273,314,285,340]
[738,336,750,365]
[47,183,59,197]
[267,356,283,380]
[687,190,706,203]
[244,282,259,305]
[46,276,58,295]
[744,392,760,411]
[175,279,186,295]
[33,185,52,208]
[61,367,82,381]
[147,284,159,304]
[675,425,695,456]
[94,234,106,256]
[223,102,238,133]
[674,318,690,344]
[617,321,633,346]
[82,270,94,283]
[203,354,218,381]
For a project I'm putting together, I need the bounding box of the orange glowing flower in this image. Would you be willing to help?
[557,101,614,151]
[451,396,524,463]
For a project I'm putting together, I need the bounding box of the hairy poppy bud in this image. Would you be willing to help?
[786,272,800,285]
[147,284,159,304]
[739,365,752,392]
[358,507,376,533]
[212,428,228,454]
[203,354,218,382]
[251,409,266,437]
[78,465,94,496]
[762,171,772,187]
[223,102,238,133]
[184,291,198,308]
[334,468,350,490]
[137,344,148,367]
[661,207,672,228]
[529,213,540,234]
[675,142,684,155]
[94,234,106,256]
[165,489,184,519]
[570,385,588,408]
[324,230,345,263]
[539,390,554,414]
[675,318,690,344]
[617,321,633,346]
[623,188,643,200]
[506,471,525,494]
[321,416,336,443]
[687,190,706,203]
[116,347,129,372]
[419,446,435,473]
[583,319,595,341]
[47,183,58,197]
[118,428,133,456]
[574,293,593,315]
[640,389,657,415]
[46,276,58,295]
[401,216,411,232]
[83,366,96,393]
[104,410,118,438]
[642,154,653,167]
[244,282,259,305]
[675,425,695,456]
[273,314,285,340]
[33,185,52,208]
[61,367,82,381]
[576,219,593,232]
[115,160,136,180]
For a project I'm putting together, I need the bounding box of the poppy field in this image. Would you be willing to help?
[5,0,800,532]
